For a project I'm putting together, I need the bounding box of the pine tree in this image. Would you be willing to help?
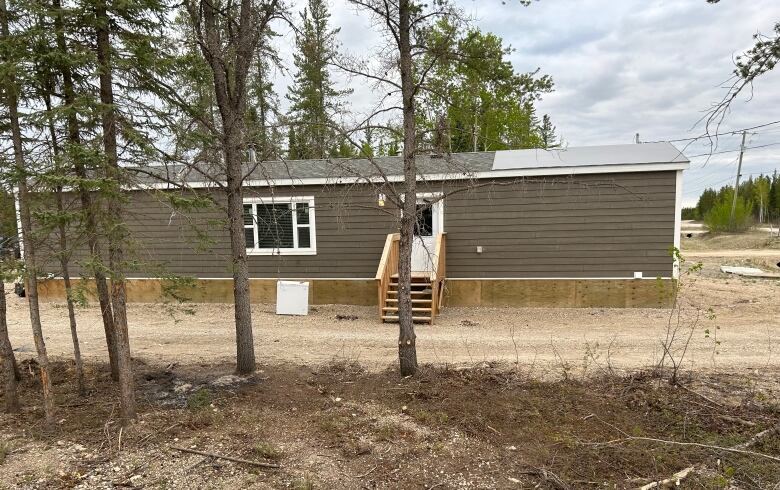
[286,0,350,159]
[538,114,559,149]
[418,20,554,153]
[0,0,55,425]
[247,23,281,161]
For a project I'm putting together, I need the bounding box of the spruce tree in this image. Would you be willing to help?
[286,0,349,159]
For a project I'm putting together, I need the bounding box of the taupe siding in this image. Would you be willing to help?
[118,186,398,278]
[40,170,677,280]
[440,171,676,278]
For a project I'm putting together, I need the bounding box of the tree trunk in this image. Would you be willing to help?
[396,0,418,377]
[40,54,87,396]
[189,0,259,375]
[52,0,118,380]
[1,0,55,425]
[225,132,256,374]
[0,281,20,413]
[56,189,86,396]
[96,0,136,422]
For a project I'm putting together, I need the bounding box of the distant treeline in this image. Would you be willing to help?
[682,171,780,231]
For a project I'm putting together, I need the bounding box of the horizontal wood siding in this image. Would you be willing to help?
[439,171,676,278]
[118,186,398,278]
[37,170,676,280]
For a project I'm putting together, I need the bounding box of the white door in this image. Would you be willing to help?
[411,194,443,273]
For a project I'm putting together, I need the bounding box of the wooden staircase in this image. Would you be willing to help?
[381,274,434,323]
[375,233,446,324]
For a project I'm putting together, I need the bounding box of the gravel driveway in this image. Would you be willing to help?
[5,257,779,374]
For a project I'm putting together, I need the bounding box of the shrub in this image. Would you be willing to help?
[704,190,753,232]
[186,388,212,410]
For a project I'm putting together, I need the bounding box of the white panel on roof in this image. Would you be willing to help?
[492,143,688,170]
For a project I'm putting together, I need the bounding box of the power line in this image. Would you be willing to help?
[685,141,780,158]
[685,171,771,195]
[643,119,780,144]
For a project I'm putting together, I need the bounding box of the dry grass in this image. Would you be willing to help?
[0,359,779,488]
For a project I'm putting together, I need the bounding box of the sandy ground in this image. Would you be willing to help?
[686,249,780,258]
[5,248,780,374]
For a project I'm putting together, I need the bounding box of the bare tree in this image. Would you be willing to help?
[342,0,463,375]
[183,0,284,374]
[704,1,779,134]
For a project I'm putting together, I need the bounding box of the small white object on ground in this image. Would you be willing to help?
[276,281,309,315]
[720,266,780,279]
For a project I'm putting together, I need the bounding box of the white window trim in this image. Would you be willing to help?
[243,196,317,256]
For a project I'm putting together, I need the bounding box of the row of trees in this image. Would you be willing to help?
[683,172,780,231]
[0,0,557,426]
[285,2,559,160]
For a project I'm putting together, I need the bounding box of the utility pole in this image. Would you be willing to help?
[729,130,747,228]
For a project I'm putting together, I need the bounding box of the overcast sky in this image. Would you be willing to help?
[276,0,780,207]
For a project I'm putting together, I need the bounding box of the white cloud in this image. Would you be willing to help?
[280,0,780,206]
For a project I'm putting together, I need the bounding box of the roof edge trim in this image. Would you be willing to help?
[128,161,690,190]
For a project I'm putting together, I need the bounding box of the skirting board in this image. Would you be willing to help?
[36,278,675,308]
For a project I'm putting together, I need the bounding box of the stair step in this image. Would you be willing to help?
[387,290,431,296]
[382,307,432,312]
[389,282,431,289]
[381,315,432,323]
[385,298,431,304]
[392,274,431,280]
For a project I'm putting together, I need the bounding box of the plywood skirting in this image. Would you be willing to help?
[36,278,377,306]
[445,279,675,308]
[36,277,675,308]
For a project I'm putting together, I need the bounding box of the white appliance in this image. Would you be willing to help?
[276,280,309,316]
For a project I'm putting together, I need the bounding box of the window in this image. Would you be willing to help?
[243,197,316,255]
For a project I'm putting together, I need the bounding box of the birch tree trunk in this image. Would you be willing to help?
[1,0,55,425]
[95,0,136,422]
[0,281,20,413]
[52,0,118,380]
[396,0,418,376]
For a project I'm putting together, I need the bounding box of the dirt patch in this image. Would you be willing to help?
[4,253,780,375]
[682,230,780,251]
[0,360,779,488]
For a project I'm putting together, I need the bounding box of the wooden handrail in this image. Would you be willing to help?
[430,232,446,318]
[375,233,400,318]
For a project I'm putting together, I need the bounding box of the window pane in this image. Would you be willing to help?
[257,204,294,248]
[298,226,311,248]
[244,227,254,248]
[296,202,310,224]
[414,203,433,237]
[243,204,253,226]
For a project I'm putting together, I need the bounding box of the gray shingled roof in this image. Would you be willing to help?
[133,152,496,185]
[131,143,687,186]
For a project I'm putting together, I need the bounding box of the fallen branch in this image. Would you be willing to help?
[733,424,780,450]
[716,414,756,427]
[518,467,570,490]
[586,413,780,463]
[593,436,780,463]
[170,446,281,469]
[345,464,378,478]
[639,465,695,490]
[678,385,724,408]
